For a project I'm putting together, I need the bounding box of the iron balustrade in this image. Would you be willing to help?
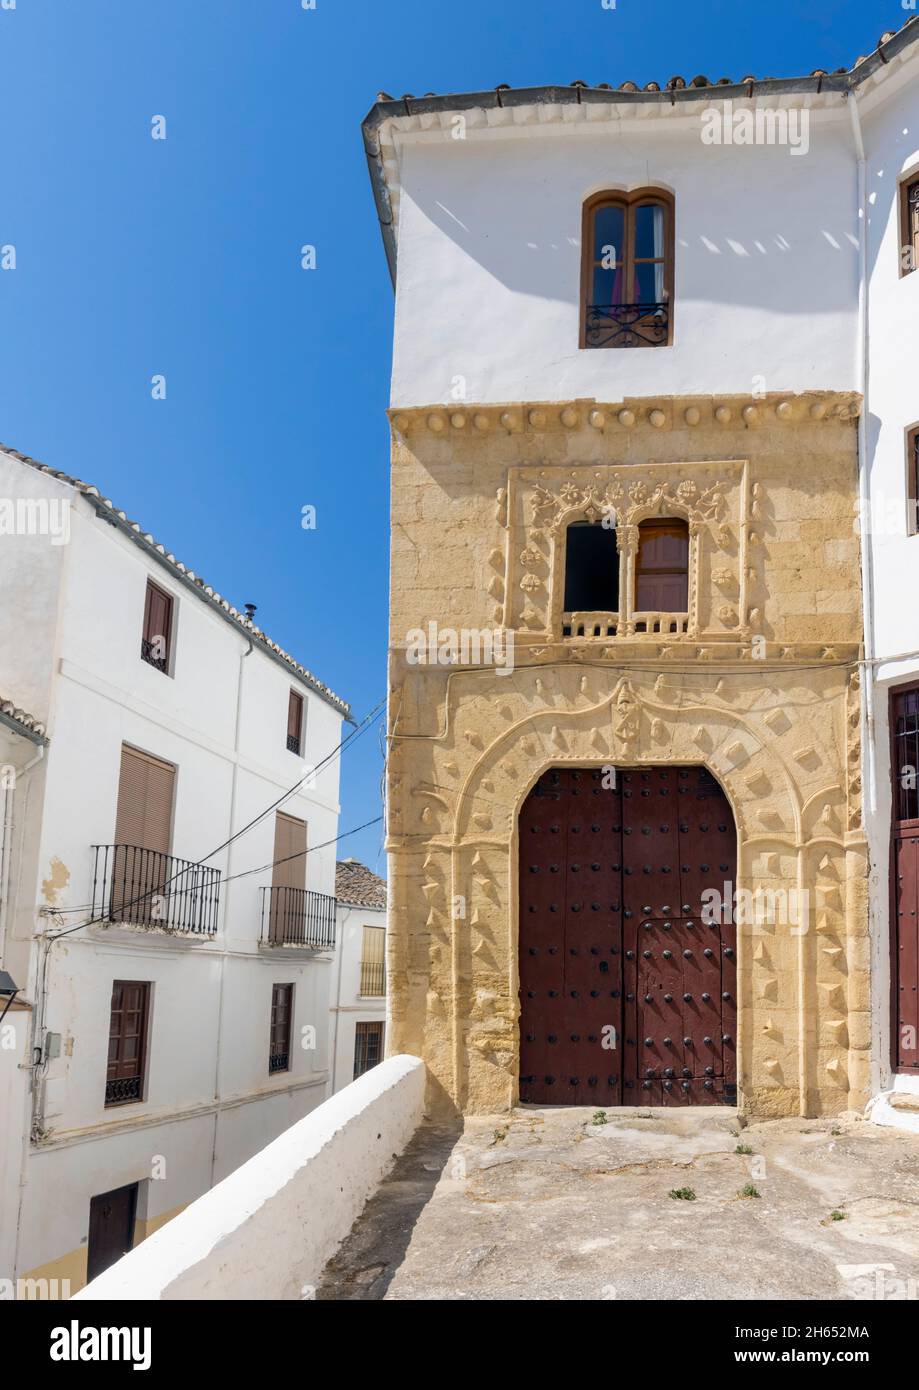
[92,844,221,935]
[268,1049,290,1074]
[359,960,386,997]
[585,302,669,348]
[105,1075,142,1105]
[286,733,301,754]
[259,885,337,949]
[140,637,168,673]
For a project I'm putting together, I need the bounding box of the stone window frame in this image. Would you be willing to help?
[552,503,700,641]
[905,422,919,537]
[505,460,749,645]
[899,163,919,279]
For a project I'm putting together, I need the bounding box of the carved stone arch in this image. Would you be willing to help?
[450,679,801,847]
[448,691,783,1114]
[395,661,866,1118]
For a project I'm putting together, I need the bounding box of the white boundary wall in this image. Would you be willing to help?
[74,1055,426,1300]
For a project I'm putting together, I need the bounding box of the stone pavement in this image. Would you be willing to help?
[317,1106,919,1301]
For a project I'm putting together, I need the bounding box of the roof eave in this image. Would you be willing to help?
[0,709,48,747]
[362,18,919,284]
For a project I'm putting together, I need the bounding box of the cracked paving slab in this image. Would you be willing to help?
[316,1107,919,1301]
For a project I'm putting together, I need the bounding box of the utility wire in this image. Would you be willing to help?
[218,815,383,887]
[46,698,385,932]
[45,812,385,942]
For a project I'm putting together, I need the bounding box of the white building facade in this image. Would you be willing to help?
[329,859,387,1094]
[0,444,350,1292]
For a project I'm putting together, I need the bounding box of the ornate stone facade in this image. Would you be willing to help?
[386,392,867,1118]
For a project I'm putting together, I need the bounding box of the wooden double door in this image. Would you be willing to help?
[518,766,737,1107]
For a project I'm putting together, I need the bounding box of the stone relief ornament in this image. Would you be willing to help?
[613,681,641,748]
[529,471,735,535]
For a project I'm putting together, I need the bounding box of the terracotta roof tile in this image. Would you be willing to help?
[0,697,47,742]
[336,858,387,909]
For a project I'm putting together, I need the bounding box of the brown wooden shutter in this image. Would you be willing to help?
[272,811,307,892]
[115,746,174,854]
[635,520,689,612]
[106,980,150,1105]
[891,687,919,1072]
[142,580,173,672]
[287,691,303,753]
[269,983,293,1073]
[360,927,386,997]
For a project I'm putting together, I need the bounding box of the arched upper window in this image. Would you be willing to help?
[580,189,674,349]
[634,519,689,614]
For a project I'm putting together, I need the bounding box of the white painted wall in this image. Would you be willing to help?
[330,899,387,1094]
[74,1055,426,1301]
[0,452,349,1283]
[858,58,919,1101]
[0,458,69,723]
[389,108,859,408]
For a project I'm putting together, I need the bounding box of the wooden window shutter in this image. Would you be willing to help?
[142,580,173,673]
[269,983,293,1073]
[287,691,303,754]
[106,980,151,1105]
[271,811,307,892]
[902,178,919,276]
[362,926,385,965]
[635,520,689,613]
[114,746,175,855]
[359,926,386,996]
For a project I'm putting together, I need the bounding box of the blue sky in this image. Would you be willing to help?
[0,0,905,874]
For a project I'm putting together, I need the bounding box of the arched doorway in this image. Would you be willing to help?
[518,765,737,1107]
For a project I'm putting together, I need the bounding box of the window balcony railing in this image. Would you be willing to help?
[92,844,221,935]
[359,961,386,997]
[631,611,689,636]
[286,733,301,755]
[562,611,620,640]
[585,302,669,349]
[140,637,168,674]
[106,1075,142,1106]
[259,886,337,950]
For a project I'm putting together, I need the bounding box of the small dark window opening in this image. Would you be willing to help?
[893,687,919,823]
[141,580,173,674]
[287,690,304,755]
[269,983,293,1074]
[563,521,619,615]
[354,1021,384,1079]
[909,428,919,536]
[900,178,919,277]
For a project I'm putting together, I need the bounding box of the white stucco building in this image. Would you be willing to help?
[0,443,350,1291]
[329,859,387,1094]
[360,18,919,1123]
